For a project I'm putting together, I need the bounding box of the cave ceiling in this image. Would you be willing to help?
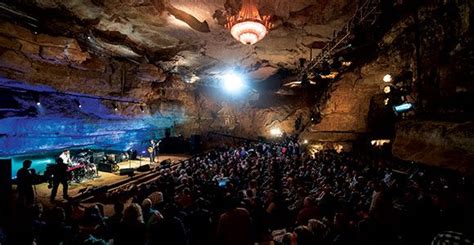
[6,0,356,84]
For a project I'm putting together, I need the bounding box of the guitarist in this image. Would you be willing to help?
[149,139,158,163]
[148,139,162,163]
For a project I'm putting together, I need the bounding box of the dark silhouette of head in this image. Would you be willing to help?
[22,160,32,169]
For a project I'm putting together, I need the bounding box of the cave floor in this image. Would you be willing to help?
[31,154,189,206]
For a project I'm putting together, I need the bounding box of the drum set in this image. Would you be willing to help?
[45,151,98,184]
[67,151,98,183]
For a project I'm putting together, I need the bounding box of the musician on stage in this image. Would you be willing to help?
[59,149,72,166]
[149,139,161,163]
[50,157,69,202]
[149,140,157,163]
[16,159,36,206]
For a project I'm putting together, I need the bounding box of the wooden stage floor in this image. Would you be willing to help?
[32,154,189,204]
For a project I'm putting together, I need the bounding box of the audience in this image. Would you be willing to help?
[4,138,474,245]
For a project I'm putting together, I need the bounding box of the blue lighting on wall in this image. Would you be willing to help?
[0,79,187,177]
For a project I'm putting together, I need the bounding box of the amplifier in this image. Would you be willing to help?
[97,163,115,173]
[137,164,151,172]
[159,159,171,169]
[93,152,105,164]
[119,168,135,176]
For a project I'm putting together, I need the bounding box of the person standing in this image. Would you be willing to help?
[216,197,254,245]
[149,140,156,163]
[16,160,35,206]
[59,150,72,166]
[50,158,69,202]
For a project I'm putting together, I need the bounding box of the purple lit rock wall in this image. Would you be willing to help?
[0,80,184,157]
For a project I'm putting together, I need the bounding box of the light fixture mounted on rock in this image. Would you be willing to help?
[225,0,272,45]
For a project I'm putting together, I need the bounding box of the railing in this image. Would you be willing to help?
[304,0,382,73]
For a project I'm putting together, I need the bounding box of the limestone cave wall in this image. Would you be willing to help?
[302,0,473,171]
[0,21,309,156]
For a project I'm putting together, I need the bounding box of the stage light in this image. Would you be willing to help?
[394,103,413,112]
[383,85,391,94]
[303,139,308,144]
[342,61,352,67]
[34,94,41,106]
[371,139,391,146]
[74,99,82,108]
[383,74,392,82]
[384,98,390,106]
[113,104,118,111]
[269,128,283,137]
[222,72,244,93]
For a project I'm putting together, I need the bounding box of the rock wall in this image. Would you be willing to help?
[0,21,311,155]
[301,0,473,160]
[393,120,474,173]
[301,68,386,143]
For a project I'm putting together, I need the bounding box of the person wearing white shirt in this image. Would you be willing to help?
[59,150,72,166]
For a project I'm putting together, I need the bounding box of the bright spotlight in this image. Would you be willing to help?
[222,73,244,93]
[383,85,391,94]
[270,128,283,137]
[383,74,392,82]
[303,139,308,144]
[74,99,82,108]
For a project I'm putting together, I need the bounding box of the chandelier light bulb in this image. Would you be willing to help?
[226,0,272,45]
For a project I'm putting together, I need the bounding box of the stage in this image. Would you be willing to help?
[30,154,189,205]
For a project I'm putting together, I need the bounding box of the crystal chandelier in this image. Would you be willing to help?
[225,0,272,45]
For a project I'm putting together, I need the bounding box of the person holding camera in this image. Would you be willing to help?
[16,159,36,207]
[50,157,70,202]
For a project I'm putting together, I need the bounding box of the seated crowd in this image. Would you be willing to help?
[3,138,474,245]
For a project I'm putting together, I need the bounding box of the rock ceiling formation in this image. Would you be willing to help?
[1,0,473,172]
[9,0,355,83]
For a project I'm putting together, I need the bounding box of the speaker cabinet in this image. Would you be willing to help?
[159,159,171,169]
[0,159,12,224]
[137,164,151,172]
[97,163,115,173]
[93,152,105,164]
[119,168,135,176]
[0,159,12,193]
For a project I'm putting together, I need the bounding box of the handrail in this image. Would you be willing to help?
[304,0,382,73]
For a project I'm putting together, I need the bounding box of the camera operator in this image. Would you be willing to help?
[50,157,70,202]
[16,160,36,207]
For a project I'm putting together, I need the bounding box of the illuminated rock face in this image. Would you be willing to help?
[0,0,356,153]
[0,81,185,156]
[1,0,473,176]
[301,1,473,153]
[4,0,355,82]
[393,121,474,174]
[0,22,310,155]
